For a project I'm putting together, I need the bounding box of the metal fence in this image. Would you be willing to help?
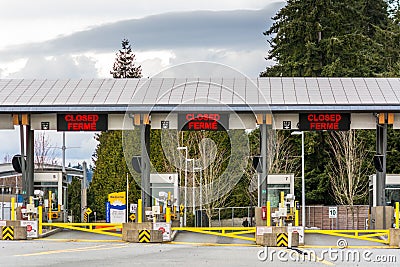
[195,206,255,227]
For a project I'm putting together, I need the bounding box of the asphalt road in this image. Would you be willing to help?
[0,230,397,266]
[1,238,400,267]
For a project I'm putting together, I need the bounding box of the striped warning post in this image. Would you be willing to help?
[2,226,14,240]
[138,230,150,243]
[276,233,288,247]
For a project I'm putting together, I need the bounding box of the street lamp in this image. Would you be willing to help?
[177,146,188,226]
[291,131,305,228]
[187,159,195,216]
[193,166,202,227]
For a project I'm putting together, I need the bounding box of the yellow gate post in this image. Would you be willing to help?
[295,201,299,226]
[166,207,171,223]
[38,206,43,235]
[138,199,142,223]
[266,201,271,226]
[396,202,399,229]
[11,197,15,221]
[48,190,52,222]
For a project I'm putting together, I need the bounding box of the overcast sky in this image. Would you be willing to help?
[0,0,284,165]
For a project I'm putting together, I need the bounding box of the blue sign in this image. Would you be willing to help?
[105,201,110,223]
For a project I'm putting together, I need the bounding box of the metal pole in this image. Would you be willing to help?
[19,124,26,202]
[1,187,4,220]
[376,120,387,206]
[260,123,268,207]
[192,159,195,215]
[200,168,202,227]
[126,173,129,223]
[81,162,87,222]
[301,131,306,228]
[184,149,188,226]
[62,132,66,173]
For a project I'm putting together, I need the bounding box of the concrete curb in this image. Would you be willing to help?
[38,227,63,238]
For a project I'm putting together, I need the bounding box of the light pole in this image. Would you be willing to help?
[291,131,305,228]
[187,159,195,216]
[194,166,202,227]
[177,146,188,226]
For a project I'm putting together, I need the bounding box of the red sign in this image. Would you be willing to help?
[57,114,108,131]
[299,113,350,131]
[178,113,229,131]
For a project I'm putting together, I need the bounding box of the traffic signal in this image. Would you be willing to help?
[252,156,263,173]
[12,155,24,173]
[131,156,141,173]
[373,154,384,172]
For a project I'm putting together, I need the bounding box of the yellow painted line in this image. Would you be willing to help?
[168,241,258,247]
[300,245,396,249]
[15,244,128,257]
[34,238,124,243]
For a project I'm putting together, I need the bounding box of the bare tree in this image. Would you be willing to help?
[327,130,369,227]
[2,154,12,163]
[35,132,59,168]
[247,129,299,202]
[183,130,249,226]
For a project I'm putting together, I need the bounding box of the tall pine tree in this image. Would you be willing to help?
[110,39,142,78]
[261,0,396,77]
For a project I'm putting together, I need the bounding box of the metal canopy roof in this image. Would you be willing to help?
[0,77,400,113]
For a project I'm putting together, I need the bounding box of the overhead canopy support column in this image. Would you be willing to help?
[140,115,152,219]
[26,124,34,198]
[258,114,271,207]
[376,114,388,207]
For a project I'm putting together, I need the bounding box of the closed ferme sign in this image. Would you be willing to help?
[178,113,229,131]
[299,113,350,131]
[57,114,108,131]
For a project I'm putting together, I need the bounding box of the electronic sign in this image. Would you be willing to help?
[57,114,108,131]
[178,113,229,131]
[298,113,350,131]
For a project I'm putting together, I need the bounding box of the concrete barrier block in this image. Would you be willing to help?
[289,232,299,247]
[389,228,400,247]
[14,226,27,240]
[6,220,21,227]
[149,230,163,243]
[262,233,277,246]
[1,226,27,240]
[123,229,139,242]
[122,222,153,231]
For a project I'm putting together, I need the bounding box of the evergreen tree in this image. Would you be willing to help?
[110,39,142,78]
[261,0,395,77]
[89,131,141,219]
[261,0,400,204]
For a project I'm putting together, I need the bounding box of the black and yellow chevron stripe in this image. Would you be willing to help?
[2,226,14,240]
[276,233,288,247]
[139,230,150,243]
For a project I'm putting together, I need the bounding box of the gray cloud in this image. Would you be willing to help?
[8,55,99,79]
[0,3,283,61]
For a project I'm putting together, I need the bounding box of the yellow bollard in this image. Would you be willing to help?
[280,191,285,208]
[138,199,142,223]
[11,197,15,221]
[396,202,399,229]
[38,206,43,235]
[266,201,271,226]
[295,201,299,226]
[48,190,52,221]
[166,207,171,223]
